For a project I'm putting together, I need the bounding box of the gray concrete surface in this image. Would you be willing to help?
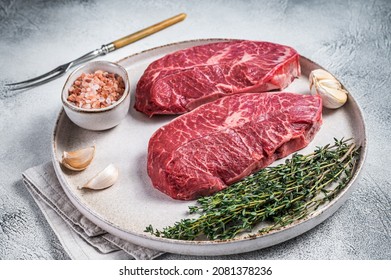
[0,0,390,259]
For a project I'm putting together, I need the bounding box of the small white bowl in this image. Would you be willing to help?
[61,61,130,131]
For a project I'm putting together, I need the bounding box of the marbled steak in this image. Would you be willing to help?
[135,40,300,116]
[147,92,322,200]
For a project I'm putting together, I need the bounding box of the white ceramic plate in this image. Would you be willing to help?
[51,39,367,256]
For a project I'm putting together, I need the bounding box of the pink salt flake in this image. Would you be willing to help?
[82,103,92,109]
[67,70,125,109]
[92,101,100,108]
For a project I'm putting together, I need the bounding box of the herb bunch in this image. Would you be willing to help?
[145,138,360,241]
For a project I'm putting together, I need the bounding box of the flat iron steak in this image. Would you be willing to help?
[147,92,323,200]
[135,40,301,116]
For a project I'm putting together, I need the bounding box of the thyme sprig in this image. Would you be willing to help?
[145,138,360,241]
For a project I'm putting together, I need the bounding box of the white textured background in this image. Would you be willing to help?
[0,0,390,259]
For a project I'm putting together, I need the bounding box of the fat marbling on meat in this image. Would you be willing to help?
[147,92,322,200]
[135,40,301,116]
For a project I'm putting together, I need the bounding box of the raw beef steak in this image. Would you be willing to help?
[135,40,300,116]
[147,92,322,200]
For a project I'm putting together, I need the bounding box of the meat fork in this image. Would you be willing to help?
[6,13,186,91]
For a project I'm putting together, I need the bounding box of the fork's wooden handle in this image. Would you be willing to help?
[111,13,187,49]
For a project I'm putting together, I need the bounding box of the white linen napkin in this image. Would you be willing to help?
[22,162,164,260]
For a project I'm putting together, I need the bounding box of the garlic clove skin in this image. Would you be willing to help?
[79,164,119,190]
[62,145,96,171]
[309,69,336,81]
[317,84,348,109]
[318,79,341,90]
[309,69,348,109]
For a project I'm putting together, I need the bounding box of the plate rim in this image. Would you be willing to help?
[51,38,368,256]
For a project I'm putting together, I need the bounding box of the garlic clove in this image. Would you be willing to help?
[62,145,96,171]
[317,84,348,109]
[309,69,348,109]
[79,164,119,190]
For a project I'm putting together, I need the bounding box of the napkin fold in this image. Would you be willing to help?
[22,162,164,260]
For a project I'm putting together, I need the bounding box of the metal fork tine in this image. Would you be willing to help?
[7,50,97,89]
[5,65,65,87]
[6,14,187,90]
[7,70,67,91]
